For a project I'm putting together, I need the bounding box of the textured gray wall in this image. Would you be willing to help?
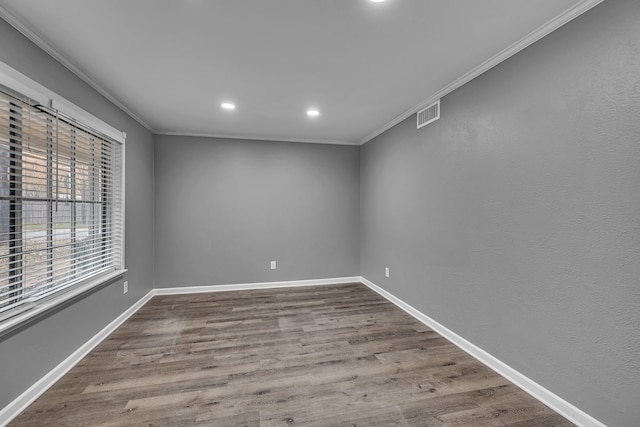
[360,0,639,425]
[155,135,359,288]
[0,20,155,409]
[2,0,638,424]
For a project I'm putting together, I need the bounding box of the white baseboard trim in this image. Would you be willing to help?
[359,276,606,427]
[1,275,361,425]
[3,276,604,427]
[0,290,154,427]
[153,276,362,296]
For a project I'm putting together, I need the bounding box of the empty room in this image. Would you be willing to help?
[0,0,638,426]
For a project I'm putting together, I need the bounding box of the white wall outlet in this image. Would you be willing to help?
[385,267,390,278]
[123,281,128,294]
[270,261,277,270]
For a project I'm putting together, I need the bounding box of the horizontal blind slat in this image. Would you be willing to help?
[0,86,123,318]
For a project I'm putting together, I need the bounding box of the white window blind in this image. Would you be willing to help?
[0,87,124,321]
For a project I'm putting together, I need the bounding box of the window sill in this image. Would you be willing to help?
[0,269,128,338]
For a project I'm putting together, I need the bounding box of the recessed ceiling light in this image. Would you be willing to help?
[221,102,235,110]
[370,0,385,2]
[307,109,320,117]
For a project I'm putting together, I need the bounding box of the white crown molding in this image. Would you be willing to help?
[1,0,605,146]
[0,289,154,426]
[0,5,154,133]
[360,277,608,427]
[359,0,606,145]
[156,131,359,146]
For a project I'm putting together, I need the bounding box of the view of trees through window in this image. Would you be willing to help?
[0,89,122,316]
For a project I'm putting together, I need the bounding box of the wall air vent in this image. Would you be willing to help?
[417,100,440,129]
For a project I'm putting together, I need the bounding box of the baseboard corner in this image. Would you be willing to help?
[359,276,607,427]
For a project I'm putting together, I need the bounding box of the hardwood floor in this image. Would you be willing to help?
[10,283,574,426]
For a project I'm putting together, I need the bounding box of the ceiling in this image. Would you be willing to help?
[0,0,598,145]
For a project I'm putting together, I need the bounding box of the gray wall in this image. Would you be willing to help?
[361,0,639,425]
[155,135,359,288]
[2,0,638,424]
[0,20,155,409]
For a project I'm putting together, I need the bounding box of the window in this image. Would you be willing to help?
[0,85,124,326]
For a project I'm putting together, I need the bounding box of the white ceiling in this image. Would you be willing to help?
[0,0,598,145]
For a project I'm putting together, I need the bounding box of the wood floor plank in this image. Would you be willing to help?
[9,283,574,426]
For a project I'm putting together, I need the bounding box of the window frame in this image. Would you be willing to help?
[0,62,126,336]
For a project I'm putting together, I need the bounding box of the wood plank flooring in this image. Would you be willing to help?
[9,283,574,426]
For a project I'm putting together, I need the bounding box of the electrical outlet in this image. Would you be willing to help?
[385,267,390,278]
[123,281,128,294]
[270,261,277,270]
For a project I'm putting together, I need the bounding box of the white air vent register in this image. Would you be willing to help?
[417,100,440,129]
